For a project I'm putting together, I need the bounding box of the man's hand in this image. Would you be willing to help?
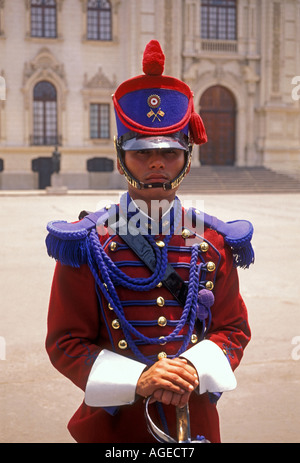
[136,357,198,407]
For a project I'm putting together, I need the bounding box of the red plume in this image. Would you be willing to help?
[142,40,165,76]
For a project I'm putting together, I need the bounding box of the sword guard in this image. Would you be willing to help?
[144,397,210,443]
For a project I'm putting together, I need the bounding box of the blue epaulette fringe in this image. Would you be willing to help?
[45,225,88,267]
[45,208,111,267]
[224,221,255,269]
[46,206,255,270]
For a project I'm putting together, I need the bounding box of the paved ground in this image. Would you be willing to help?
[0,190,299,443]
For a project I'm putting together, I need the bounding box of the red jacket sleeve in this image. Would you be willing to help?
[205,238,251,371]
[45,262,101,391]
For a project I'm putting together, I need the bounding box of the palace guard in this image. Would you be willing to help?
[45,40,254,443]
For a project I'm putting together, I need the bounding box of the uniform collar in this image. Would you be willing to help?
[119,192,182,236]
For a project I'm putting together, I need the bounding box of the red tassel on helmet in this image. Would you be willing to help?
[189,112,208,145]
[142,40,165,76]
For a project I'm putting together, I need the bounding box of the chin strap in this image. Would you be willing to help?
[114,137,193,190]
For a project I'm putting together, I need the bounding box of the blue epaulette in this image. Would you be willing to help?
[187,208,255,269]
[45,205,118,267]
[46,205,254,269]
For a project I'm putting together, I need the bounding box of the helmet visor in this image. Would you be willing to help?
[121,134,189,151]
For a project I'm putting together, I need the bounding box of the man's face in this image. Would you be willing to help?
[118,148,186,206]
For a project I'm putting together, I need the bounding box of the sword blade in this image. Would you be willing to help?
[176,404,191,443]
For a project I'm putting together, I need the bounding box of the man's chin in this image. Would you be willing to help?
[128,183,178,201]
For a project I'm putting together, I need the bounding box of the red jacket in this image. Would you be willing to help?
[46,205,251,443]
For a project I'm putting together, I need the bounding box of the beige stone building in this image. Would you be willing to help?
[0,0,299,190]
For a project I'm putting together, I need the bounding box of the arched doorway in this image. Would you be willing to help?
[199,85,236,165]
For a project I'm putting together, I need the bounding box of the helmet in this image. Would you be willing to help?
[113,40,207,190]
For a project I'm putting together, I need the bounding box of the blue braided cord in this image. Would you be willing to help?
[89,227,170,290]
[94,233,167,288]
[86,236,202,365]
[175,247,202,357]
[85,193,203,365]
[86,230,175,346]
[86,245,153,363]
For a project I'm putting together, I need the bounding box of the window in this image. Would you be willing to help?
[31,0,57,38]
[201,0,237,40]
[32,81,58,145]
[90,103,110,139]
[87,0,112,41]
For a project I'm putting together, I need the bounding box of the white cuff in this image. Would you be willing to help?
[85,349,147,407]
[180,340,237,394]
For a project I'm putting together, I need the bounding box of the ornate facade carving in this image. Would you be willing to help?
[22,47,67,109]
[83,67,117,89]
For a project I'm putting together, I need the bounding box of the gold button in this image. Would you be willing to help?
[222,349,227,356]
[200,242,209,252]
[109,241,118,251]
[181,229,191,238]
[156,296,165,307]
[159,336,166,345]
[156,282,163,288]
[158,316,167,327]
[191,334,198,344]
[118,340,127,350]
[205,281,214,291]
[157,352,167,360]
[112,319,120,330]
[207,261,216,272]
[156,240,165,248]
[108,303,114,311]
[105,204,111,210]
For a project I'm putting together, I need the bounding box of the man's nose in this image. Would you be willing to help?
[148,151,165,168]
